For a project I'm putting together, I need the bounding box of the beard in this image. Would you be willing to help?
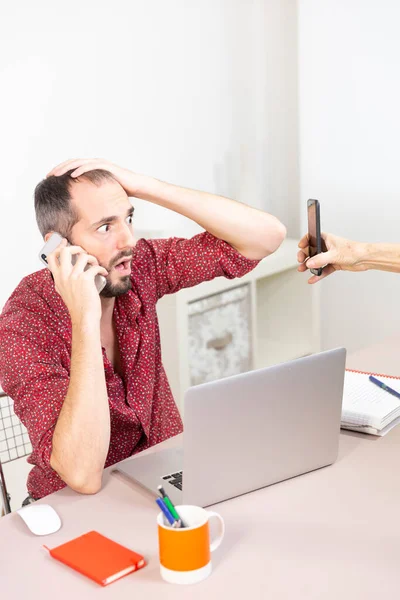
[100,274,132,298]
[98,248,134,298]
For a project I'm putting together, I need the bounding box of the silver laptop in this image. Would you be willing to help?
[117,348,346,507]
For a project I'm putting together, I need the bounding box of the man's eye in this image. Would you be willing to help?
[97,224,110,233]
[126,215,134,225]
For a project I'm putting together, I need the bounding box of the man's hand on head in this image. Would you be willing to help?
[46,158,144,198]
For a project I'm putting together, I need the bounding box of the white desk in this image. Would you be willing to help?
[1,341,400,599]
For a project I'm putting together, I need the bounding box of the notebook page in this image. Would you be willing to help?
[342,371,400,429]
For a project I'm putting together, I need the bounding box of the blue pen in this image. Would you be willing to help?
[156,497,179,527]
[157,486,186,528]
[369,375,400,400]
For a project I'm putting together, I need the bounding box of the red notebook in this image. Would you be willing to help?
[44,530,146,586]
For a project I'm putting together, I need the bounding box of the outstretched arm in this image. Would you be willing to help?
[297,232,400,284]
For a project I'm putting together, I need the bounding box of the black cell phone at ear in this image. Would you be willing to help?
[307,199,323,276]
[39,232,106,293]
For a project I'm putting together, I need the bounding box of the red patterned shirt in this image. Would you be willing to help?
[0,232,260,499]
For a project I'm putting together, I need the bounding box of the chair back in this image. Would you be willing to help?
[0,390,32,514]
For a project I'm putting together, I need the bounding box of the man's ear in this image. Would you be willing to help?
[44,232,55,243]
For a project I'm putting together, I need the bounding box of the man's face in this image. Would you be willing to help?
[69,178,136,298]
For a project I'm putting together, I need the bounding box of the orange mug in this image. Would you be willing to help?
[157,504,225,584]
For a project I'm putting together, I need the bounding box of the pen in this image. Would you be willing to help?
[369,375,400,400]
[157,486,186,528]
[155,497,180,528]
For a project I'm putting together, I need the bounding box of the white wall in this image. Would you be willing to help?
[0,0,299,312]
[298,0,400,353]
[1,0,300,505]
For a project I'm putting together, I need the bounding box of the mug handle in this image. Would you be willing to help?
[206,511,225,552]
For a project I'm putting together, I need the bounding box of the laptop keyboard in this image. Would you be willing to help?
[162,471,183,491]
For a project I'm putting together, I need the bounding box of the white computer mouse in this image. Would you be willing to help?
[16,503,62,536]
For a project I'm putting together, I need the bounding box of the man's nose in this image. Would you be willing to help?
[117,223,136,249]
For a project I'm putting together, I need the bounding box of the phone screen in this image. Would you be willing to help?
[307,199,322,276]
[307,200,319,259]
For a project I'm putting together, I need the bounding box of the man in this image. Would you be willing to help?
[0,158,286,500]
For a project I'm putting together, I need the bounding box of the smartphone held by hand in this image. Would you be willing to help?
[307,199,325,276]
[39,232,106,293]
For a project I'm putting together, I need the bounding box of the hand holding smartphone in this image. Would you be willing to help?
[307,199,325,276]
[39,232,106,293]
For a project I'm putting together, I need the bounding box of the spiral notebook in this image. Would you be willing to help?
[342,369,400,436]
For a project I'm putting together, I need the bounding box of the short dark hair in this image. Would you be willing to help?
[34,169,117,239]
